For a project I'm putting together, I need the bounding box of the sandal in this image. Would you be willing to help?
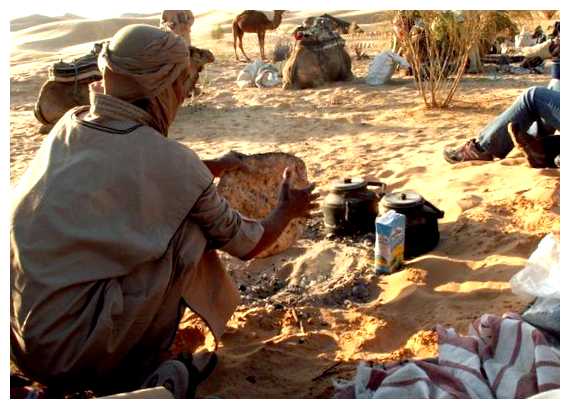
[177,351,218,398]
[141,352,217,399]
[141,359,190,398]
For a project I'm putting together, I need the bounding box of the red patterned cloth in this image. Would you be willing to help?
[335,313,560,399]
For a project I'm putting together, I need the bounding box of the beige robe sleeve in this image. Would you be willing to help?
[190,183,264,259]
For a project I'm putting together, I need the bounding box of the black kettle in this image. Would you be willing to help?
[380,190,445,258]
[323,177,386,235]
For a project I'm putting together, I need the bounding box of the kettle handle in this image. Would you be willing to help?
[366,181,387,198]
[423,199,445,219]
[366,181,386,189]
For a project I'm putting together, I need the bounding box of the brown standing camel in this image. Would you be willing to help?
[232,10,286,61]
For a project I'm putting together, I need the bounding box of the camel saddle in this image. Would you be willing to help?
[49,42,105,83]
[294,17,346,50]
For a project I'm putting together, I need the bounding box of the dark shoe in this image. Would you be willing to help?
[141,352,218,399]
[508,122,548,168]
[178,352,218,398]
[444,139,493,164]
[141,360,189,398]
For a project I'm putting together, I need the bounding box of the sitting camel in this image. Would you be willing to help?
[282,17,353,89]
[232,10,286,61]
[35,46,215,133]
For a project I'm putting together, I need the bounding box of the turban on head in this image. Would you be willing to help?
[97,24,191,135]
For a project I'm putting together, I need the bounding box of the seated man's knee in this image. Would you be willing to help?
[523,86,538,100]
[519,86,543,107]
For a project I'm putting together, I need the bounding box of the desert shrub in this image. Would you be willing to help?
[210,24,224,40]
[396,10,489,108]
[272,37,293,63]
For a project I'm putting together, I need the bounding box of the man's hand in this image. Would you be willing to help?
[243,167,319,260]
[276,167,319,220]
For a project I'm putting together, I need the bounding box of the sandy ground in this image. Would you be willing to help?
[10,11,560,398]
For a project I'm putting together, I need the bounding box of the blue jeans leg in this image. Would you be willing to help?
[476,86,560,158]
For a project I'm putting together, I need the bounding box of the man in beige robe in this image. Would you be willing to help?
[10,24,317,397]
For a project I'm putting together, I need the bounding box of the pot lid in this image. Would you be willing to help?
[382,190,424,209]
[331,177,367,192]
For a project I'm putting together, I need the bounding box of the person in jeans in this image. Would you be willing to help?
[445,36,560,168]
[444,86,560,167]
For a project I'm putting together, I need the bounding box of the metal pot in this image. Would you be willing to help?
[380,190,444,258]
[323,177,386,235]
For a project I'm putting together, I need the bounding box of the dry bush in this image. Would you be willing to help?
[507,11,558,31]
[272,37,293,63]
[210,24,224,40]
[351,43,370,60]
[397,11,489,108]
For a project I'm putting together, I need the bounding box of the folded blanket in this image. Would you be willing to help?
[335,313,560,399]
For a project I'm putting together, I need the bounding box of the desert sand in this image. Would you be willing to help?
[10,11,560,398]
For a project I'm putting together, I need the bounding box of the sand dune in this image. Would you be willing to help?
[12,16,160,52]
[9,10,559,398]
[10,13,84,32]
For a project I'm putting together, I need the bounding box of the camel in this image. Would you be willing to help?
[35,46,215,134]
[34,79,92,132]
[232,10,286,61]
[186,46,215,97]
[282,18,353,89]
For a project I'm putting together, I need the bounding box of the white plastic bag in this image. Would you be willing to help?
[236,59,281,88]
[510,233,560,299]
[236,59,264,89]
[366,51,410,86]
[511,234,560,333]
[255,64,281,88]
[522,297,560,333]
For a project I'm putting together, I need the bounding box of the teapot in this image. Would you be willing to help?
[323,177,386,235]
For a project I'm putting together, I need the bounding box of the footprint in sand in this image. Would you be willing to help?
[457,194,482,212]
[378,169,394,178]
[452,160,491,168]
[388,178,410,190]
[499,157,526,166]
[395,166,426,178]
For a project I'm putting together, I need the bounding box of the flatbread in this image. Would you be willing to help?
[217,152,309,258]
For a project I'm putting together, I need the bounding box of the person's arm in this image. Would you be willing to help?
[188,164,317,260]
[243,168,318,259]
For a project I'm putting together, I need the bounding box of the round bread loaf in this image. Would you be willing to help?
[217,152,309,258]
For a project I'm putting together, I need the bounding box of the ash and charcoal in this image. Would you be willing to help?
[226,212,380,310]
